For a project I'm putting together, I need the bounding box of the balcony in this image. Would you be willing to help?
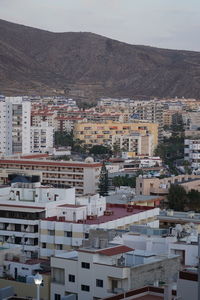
[150,187,168,195]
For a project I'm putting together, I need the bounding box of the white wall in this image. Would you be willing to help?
[177,278,197,300]
[4,260,40,278]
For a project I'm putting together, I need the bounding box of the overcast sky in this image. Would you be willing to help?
[0,0,199,51]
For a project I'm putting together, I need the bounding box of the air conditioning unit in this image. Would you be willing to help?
[167,210,174,216]
[188,212,195,218]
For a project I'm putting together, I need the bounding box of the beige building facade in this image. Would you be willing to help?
[74,121,158,149]
[136,174,200,196]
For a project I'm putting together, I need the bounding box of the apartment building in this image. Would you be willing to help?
[40,202,159,258]
[185,138,200,170]
[0,96,31,155]
[112,133,154,157]
[136,174,200,195]
[74,121,158,150]
[55,116,83,132]
[176,270,199,300]
[0,245,50,300]
[158,210,200,230]
[183,112,200,131]
[0,157,102,195]
[132,101,164,141]
[31,110,56,127]
[0,177,159,260]
[0,180,75,258]
[51,242,179,300]
[162,110,182,127]
[30,121,54,153]
[0,97,54,155]
[116,224,199,267]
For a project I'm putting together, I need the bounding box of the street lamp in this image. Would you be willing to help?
[34,272,43,300]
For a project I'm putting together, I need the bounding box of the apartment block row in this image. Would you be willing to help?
[0,157,101,195]
[0,177,159,261]
[74,121,158,155]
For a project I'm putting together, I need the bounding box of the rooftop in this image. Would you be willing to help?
[45,204,156,225]
[0,159,101,168]
[102,286,176,300]
[5,257,48,265]
[0,203,45,212]
[159,210,200,223]
[107,194,162,205]
[78,245,133,256]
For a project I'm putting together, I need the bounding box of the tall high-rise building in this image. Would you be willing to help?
[0,96,31,155]
[0,96,54,156]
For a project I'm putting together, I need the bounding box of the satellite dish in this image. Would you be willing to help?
[122,194,127,200]
[175,224,183,232]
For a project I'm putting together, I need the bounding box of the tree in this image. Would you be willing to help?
[112,175,136,188]
[112,141,121,156]
[188,189,200,211]
[167,185,188,211]
[98,163,109,196]
[89,145,112,156]
[54,131,74,147]
[154,135,184,175]
[183,160,192,175]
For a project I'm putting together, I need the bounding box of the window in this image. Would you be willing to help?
[69,274,75,282]
[81,262,90,269]
[56,244,63,250]
[96,279,103,287]
[52,268,64,284]
[84,233,89,239]
[64,231,72,237]
[48,230,55,236]
[42,243,46,248]
[81,284,90,292]
[54,294,61,300]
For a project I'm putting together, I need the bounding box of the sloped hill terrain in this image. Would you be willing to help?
[0,19,200,99]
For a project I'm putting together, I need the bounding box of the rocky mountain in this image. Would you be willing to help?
[0,19,200,99]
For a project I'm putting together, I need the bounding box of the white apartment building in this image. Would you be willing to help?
[112,133,154,156]
[0,97,54,155]
[0,96,31,155]
[114,224,199,267]
[0,178,159,259]
[0,181,75,258]
[40,199,159,258]
[0,245,51,300]
[30,121,54,153]
[184,138,200,169]
[51,243,179,300]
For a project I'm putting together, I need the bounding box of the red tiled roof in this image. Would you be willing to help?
[98,245,133,256]
[21,154,49,159]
